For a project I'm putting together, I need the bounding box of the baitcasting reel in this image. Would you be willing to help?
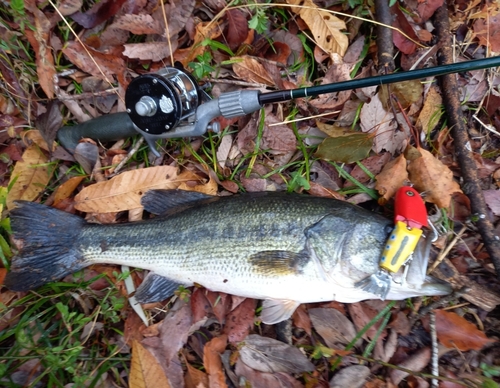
[57,56,500,156]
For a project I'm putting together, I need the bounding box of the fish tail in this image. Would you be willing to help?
[4,201,89,291]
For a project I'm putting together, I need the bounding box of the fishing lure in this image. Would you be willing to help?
[355,186,429,299]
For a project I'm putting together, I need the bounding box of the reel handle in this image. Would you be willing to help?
[57,112,138,153]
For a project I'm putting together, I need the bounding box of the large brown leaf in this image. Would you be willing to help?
[130,340,171,388]
[433,309,495,351]
[73,165,181,212]
[407,147,462,209]
[375,154,409,203]
[232,56,274,86]
[226,9,248,51]
[111,14,163,35]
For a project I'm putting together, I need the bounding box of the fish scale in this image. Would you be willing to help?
[4,190,452,324]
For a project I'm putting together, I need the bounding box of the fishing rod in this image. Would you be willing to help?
[57,56,500,157]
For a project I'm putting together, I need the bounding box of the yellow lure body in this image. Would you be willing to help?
[380,221,423,273]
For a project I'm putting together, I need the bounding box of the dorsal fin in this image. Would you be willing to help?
[141,189,217,216]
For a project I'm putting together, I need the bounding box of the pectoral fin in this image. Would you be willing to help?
[249,250,310,276]
[135,272,183,303]
[261,299,300,325]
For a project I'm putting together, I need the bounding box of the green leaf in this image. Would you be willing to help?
[314,133,373,164]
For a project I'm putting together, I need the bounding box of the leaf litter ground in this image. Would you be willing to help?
[1,0,500,387]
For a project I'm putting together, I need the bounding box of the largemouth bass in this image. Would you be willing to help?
[4,190,451,324]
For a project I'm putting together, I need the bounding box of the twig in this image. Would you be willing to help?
[109,137,145,176]
[434,4,500,280]
[430,312,439,388]
[427,225,467,274]
[374,0,395,73]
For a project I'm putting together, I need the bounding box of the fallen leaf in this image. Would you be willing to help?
[382,79,423,109]
[347,302,387,341]
[417,0,445,22]
[224,298,256,343]
[329,365,370,388]
[375,154,409,203]
[21,130,56,152]
[123,42,177,62]
[70,0,127,28]
[309,308,359,348]
[63,41,127,85]
[390,347,431,385]
[203,335,228,388]
[182,21,222,67]
[474,14,500,52]
[262,115,297,152]
[295,0,348,57]
[292,305,311,336]
[226,9,248,51]
[232,56,274,86]
[36,100,62,152]
[24,7,56,99]
[314,133,373,164]
[484,190,500,216]
[433,309,495,351]
[235,360,304,388]
[56,0,82,15]
[185,358,209,388]
[309,64,352,112]
[239,334,314,374]
[74,165,180,212]
[130,340,171,388]
[407,147,462,209]
[6,145,53,209]
[54,176,86,206]
[111,14,163,35]
[74,142,98,175]
[416,85,443,133]
[217,134,233,169]
[391,4,419,54]
[360,93,408,154]
[350,152,391,183]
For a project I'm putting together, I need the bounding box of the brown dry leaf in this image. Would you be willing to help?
[57,0,82,15]
[232,56,274,86]
[235,360,304,388]
[6,145,53,209]
[123,42,178,62]
[293,0,348,57]
[389,347,431,385]
[54,176,86,206]
[391,3,418,54]
[262,115,297,152]
[223,297,256,343]
[473,12,500,52]
[375,154,409,203]
[484,189,500,216]
[309,308,359,348]
[74,165,180,212]
[347,302,387,341]
[417,0,445,22]
[385,80,423,109]
[407,147,462,209]
[292,305,312,336]
[21,130,56,152]
[24,7,56,99]
[181,21,222,67]
[309,64,352,112]
[416,86,443,133]
[203,334,228,388]
[177,170,218,196]
[434,309,495,351]
[130,340,171,388]
[63,41,127,85]
[351,152,391,183]
[111,14,163,35]
[70,0,127,28]
[185,358,209,388]
[360,93,408,154]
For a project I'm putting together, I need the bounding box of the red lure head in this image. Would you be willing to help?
[394,186,428,229]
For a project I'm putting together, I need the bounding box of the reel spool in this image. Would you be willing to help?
[125,67,202,136]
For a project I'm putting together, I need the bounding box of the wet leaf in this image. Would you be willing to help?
[74,165,180,212]
[24,7,56,99]
[239,334,314,374]
[232,56,274,86]
[294,0,348,57]
[6,145,53,210]
[71,0,127,28]
[203,334,228,388]
[407,147,462,209]
[309,308,359,348]
[314,133,373,164]
[226,9,248,51]
[130,340,171,388]
[375,154,409,203]
[434,309,495,351]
